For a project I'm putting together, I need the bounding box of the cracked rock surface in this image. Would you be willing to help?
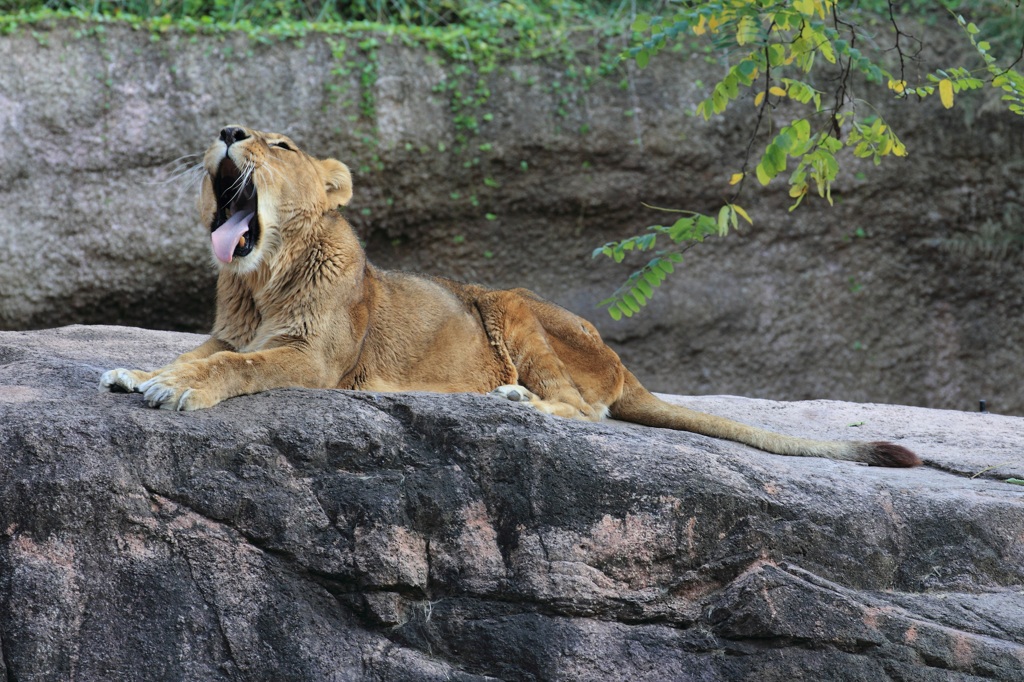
[1,325,1023,681]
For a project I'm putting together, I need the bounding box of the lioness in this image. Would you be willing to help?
[101,126,920,467]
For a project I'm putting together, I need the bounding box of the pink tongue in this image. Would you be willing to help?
[211,210,254,263]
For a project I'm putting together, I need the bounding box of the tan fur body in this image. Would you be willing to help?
[101,127,920,468]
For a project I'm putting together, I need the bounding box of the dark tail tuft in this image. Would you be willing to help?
[864,442,922,467]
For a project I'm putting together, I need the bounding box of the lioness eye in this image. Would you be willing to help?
[271,141,294,151]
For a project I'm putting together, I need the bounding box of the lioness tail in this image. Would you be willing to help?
[609,371,921,468]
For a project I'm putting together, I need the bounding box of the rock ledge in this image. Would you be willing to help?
[1,326,1023,681]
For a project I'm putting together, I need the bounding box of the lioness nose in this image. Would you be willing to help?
[220,126,249,147]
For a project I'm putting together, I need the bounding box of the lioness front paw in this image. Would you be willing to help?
[137,375,217,411]
[489,384,539,403]
[100,368,154,393]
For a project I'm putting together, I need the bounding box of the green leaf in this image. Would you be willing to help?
[737,58,758,81]
[764,143,786,174]
[722,73,739,99]
[636,50,650,69]
[820,134,843,153]
[736,15,759,46]
[775,130,795,153]
[717,205,730,235]
[793,0,814,16]
[712,85,728,113]
[818,38,836,64]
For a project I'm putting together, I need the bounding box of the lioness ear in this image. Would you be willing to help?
[321,158,353,207]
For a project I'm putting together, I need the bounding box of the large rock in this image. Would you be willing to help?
[1,325,1023,680]
[0,20,1022,415]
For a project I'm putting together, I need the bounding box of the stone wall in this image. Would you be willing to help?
[1,20,1021,413]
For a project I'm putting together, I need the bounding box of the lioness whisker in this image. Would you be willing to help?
[225,161,255,205]
[144,157,206,188]
[167,153,203,167]
[177,163,208,191]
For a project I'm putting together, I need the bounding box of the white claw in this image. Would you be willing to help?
[142,382,171,408]
[176,389,193,412]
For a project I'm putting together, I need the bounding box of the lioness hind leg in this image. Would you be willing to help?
[477,291,607,421]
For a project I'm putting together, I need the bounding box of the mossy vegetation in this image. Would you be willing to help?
[0,0,641,53]
[4,0,623,26]
[0,1,649,223]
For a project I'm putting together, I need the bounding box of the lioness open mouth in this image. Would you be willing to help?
[210,158,260,264]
